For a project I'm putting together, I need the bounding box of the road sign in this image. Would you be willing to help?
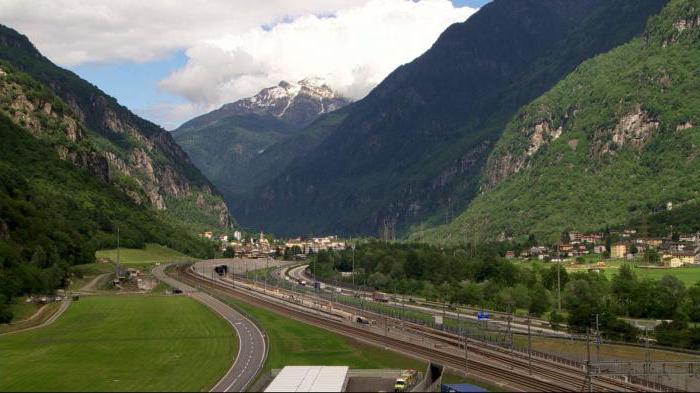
[477,311,490,321]
[434,315,443,325]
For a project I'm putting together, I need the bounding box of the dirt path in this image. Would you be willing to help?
[79,272,111,293]
[0,298,71,336]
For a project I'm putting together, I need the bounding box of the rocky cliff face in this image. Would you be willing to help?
[0,25,233,229]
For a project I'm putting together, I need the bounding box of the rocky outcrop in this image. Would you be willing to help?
[160,166,192,198]
[591,106,659,156]
[0,74,114,182]
[483,151,528,191]
[648,4,700,47]
[673,15,700,32]
[526,121,563,156]
[677,121,694,131]
[483,113,565,191]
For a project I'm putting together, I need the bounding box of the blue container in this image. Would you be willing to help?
[441,383,487,393]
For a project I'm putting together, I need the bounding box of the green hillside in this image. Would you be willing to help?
[0,110,215,321]
[425,0,700,243]
[0,24,233,231]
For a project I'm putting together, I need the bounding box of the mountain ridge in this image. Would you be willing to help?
[230,0,668,237]
[423,0,699,243]
[173,78,350,204]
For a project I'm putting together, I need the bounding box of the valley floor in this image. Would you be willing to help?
[0,295,235,392]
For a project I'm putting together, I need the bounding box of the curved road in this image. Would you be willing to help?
[153,264,266,392]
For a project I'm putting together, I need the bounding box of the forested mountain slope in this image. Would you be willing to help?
[0,25,232,230]
[425,0,700,243]
[233,0,668,237]
[0,86,216,320]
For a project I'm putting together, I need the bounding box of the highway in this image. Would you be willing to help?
[152,264,266,392]
[184,260,665,392]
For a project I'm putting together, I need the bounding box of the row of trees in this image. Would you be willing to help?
[311,241,700,348]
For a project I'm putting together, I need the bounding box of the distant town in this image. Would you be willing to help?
[505,228,700,269]
[198,225,700,271]
[199,230,347,259]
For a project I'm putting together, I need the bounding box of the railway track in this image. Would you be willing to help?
[178,265,657,392]
[281,264,672,392]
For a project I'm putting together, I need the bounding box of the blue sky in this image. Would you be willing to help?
[68,0,491,129]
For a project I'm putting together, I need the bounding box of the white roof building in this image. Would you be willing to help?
[265,366,349,392]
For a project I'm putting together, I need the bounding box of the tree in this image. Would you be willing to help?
[564,278,608,331]
[222,246,235,258]
[561,231,571,244]
[527,234,537,247]
[367,272,388,289]
[453,281,483,306]
[611,264,637,315]
[529,283,550,317]
[656,275,686,318]
[629,243,638,255]
[645,247,660,264]
[0,294,13,324]
[685,282,700,322]
[542,264,568,291]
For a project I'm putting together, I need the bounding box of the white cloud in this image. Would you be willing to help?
[0,0,475,126]
[160,0,476,107]
[0,0,365,66]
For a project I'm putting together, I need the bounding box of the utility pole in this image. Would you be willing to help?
[351,243,355,291]
[116,224,120,281]
[528,317,532,375]
[595,314,600,364]
[508,308,514,362]
[464,330,469,376]
[265,256,269,293]
[557,243,562,312]
[442,300,447,331]
[586,328,593,393]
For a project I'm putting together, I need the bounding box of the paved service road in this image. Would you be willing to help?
[153,264,266,392]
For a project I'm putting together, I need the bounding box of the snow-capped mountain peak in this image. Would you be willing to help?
[230,78,349,123]
[178,78,351,133]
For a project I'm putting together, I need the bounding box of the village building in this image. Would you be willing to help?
[611,243,627,259]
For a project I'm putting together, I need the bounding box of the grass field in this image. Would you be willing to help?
[622,267,700,287]
[6,301,41,322]
[225,298,424,372]
[218,297,500,390]
[96,243,196,267]
[0,302,60,335]
[568,262,700,287]
[0,295,235,392]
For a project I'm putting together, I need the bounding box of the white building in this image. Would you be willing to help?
[265,366,349,392]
